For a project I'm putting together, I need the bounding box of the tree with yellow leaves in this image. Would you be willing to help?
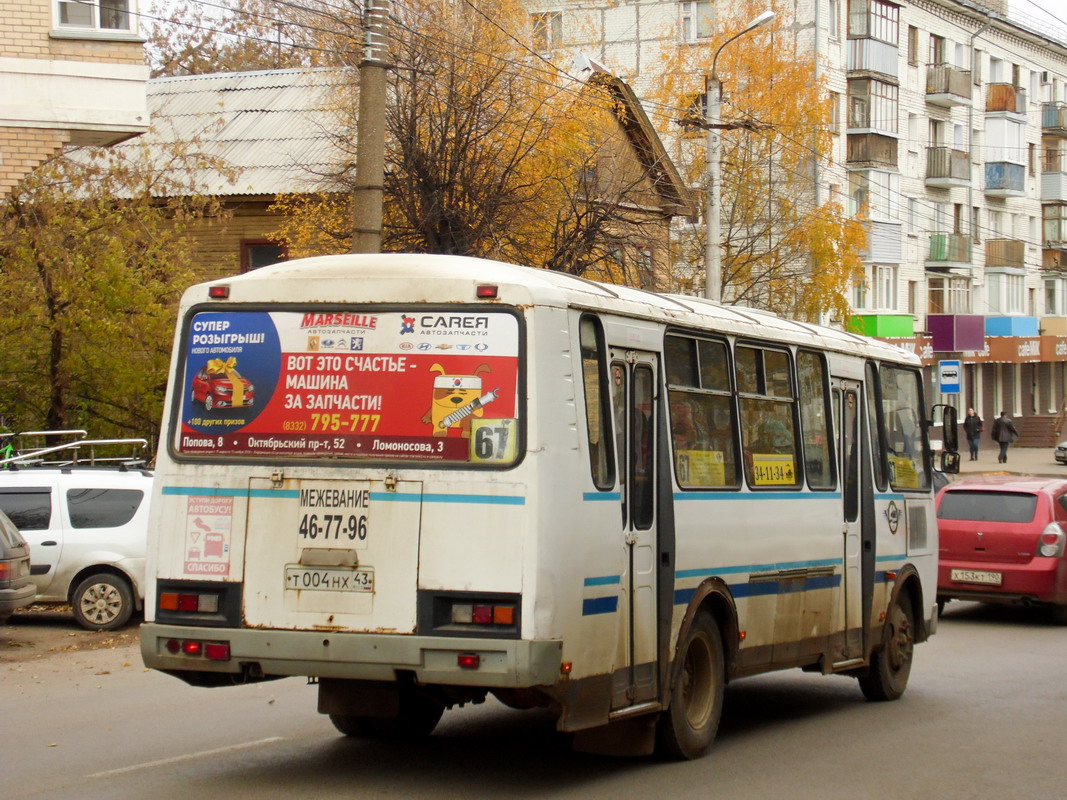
[653,0,866,321]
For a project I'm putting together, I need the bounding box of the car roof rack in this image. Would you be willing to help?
[0,430,151,469]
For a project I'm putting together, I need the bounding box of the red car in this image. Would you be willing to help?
[937,476,1067,621]
[191,364,255,411]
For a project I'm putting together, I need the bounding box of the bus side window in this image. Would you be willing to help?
[880,365,930,491]
[665,334,739,489]
[738,345,800,488]
[797,351,835,489]
[865,362,888,490]
[579,316,615,490]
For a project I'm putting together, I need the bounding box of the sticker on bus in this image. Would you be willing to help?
[750,453,796,486]
[176,310,520,463]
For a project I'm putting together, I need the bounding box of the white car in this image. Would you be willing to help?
[0,467,152,630]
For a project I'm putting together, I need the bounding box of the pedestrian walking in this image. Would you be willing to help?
[962,408,983,461]
[991,411,1019,464]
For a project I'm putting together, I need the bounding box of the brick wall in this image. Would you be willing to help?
[0,125,70,196]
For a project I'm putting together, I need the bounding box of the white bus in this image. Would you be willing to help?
[141,254,959,759]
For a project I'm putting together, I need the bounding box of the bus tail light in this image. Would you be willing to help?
[457,653,480,669]
[1038,523,1065,557]
[165,638,231,661]
[423,591,521,638]
[159,591,219,613]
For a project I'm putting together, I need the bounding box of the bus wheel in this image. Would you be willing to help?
[329,690,444,739]
[859,592,914,702]
[656,610,724,760]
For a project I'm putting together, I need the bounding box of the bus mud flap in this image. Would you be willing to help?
[572,715,656,756]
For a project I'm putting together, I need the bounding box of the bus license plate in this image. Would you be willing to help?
[285,565,374,593]
[950,568,1002,586]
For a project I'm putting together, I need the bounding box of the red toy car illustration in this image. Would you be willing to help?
[190,358,255,411]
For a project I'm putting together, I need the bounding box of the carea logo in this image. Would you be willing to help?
[400,315,416,335]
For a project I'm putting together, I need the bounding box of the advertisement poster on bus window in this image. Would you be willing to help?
[177,310,520,463]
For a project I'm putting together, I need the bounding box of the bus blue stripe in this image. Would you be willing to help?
[583,596,619,615]
[584,575,621,587]
[676,557,840,579]
[161,487,524,505]
[674,573,842,605]
[161,486,301,498]
[583,492,622,502]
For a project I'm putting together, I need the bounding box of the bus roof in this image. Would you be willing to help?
[193,253,918,366]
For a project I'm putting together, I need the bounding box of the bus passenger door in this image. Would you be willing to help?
[609,350,658,708]
[835,382,865,661]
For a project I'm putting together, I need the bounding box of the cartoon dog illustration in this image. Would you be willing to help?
[421,363,497,437]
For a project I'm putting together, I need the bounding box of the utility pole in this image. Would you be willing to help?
[350,0,391,254]
[703,10,776,301]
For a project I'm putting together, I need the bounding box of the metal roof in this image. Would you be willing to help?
[141,69,350,197]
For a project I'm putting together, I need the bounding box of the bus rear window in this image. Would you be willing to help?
[176,309,521,465]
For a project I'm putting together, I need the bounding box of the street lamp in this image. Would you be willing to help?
[704,9,776,301]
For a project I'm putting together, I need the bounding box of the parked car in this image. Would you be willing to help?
[0,466,153,630]
[936,475,1067,622]
[0,507,34,623]
[1055,441,1067,465]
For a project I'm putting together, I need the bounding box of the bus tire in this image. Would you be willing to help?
[656,609,724,760]
[859,591,914,702]
[329,690,444,739]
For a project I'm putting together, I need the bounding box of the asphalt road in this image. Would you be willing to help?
[3,602,1065,800]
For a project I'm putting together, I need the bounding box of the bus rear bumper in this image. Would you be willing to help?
[140,623,563,688]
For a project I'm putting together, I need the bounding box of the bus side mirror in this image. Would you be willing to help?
[934,404,959,454]
[941,450,960,475]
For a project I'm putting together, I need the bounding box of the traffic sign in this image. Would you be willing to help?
[938,359,961,394]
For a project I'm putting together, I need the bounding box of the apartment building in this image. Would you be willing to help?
[526,0,1067,437]
[0,0,149,196]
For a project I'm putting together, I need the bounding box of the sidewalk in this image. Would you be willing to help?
[953,445,1065,479]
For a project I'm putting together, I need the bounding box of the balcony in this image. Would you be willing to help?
[986,83,1027,116]
[927,315,985,352]
[860,220,902,263]
[925,147,969,188]
[1041,153,1067,202]
[926,65,972,107]
[1043,102,1067,137]
[986,238,1026,268]
[847,38,898,80]
[1045,248,1067,268]
[847,132,898,168]
[1045,209,1067,250]
[927,232,971,266]
[985,162,1026,197]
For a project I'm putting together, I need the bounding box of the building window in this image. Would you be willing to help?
[848,0,899,45]
[848,77,898,133]
[829,0,840,39]
[907,25,918,65]
[987,272,1025,314]
[973,49,983,85]
[929,34,946,66]
[56,0,136,32]
[854,264,897,310]
[241,240,287,273]
[848,169,900,220]
[531,11,563,50]
[830,91,841,134]
[928,275,971,314]
[680,1,713,42]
